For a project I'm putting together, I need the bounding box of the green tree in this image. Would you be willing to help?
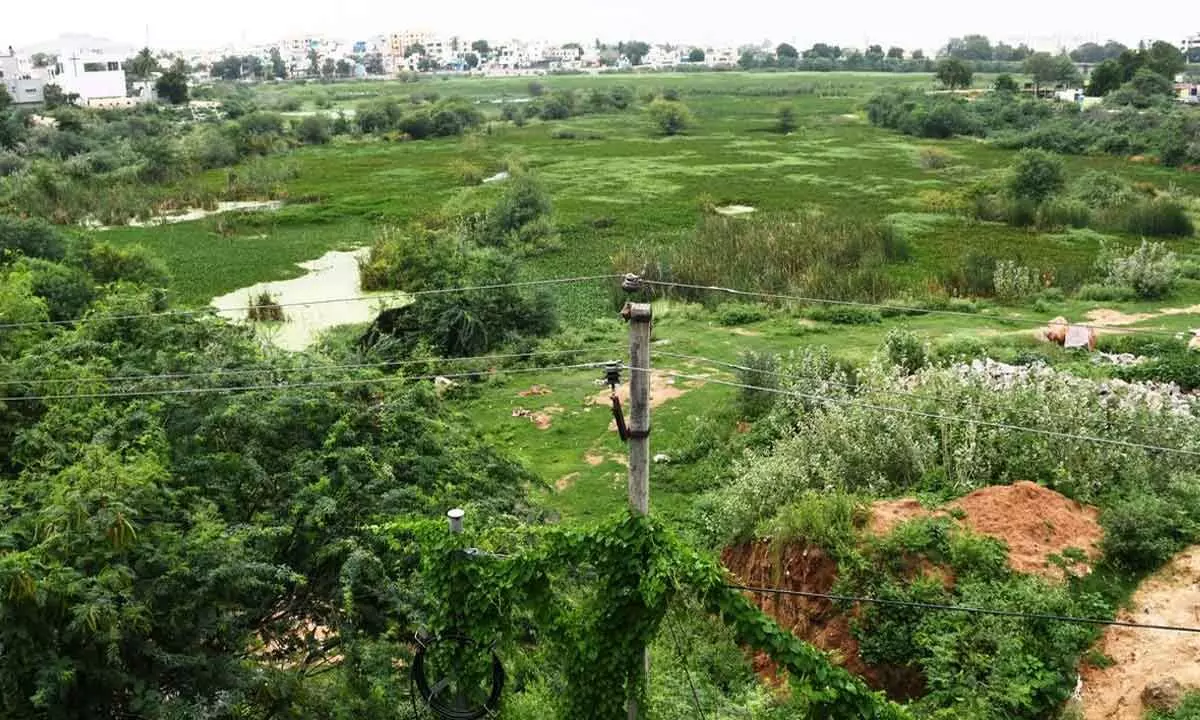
[1008,148,1066,200]
[887,46,905,59]
[0,85,11,112]
[405,43,426,58]
[687,48,705,62]
[464,52,480,69]
[776,42,799,60]
[934,58,973,89]
[296,113,332,144]
[154,67,189,104]
[993,73,1019,92]
[322,57,337,79]
[471,39,490,56]
[42,83,78,109]
[620,41,651,65]
[1086,59,1124,96]
[911,49,925,61]
[336,58,353,77]
[648,98,692,136]
[805,43,841,59]
[30,52,53,68]
[307,49,320,75]
[364,52,384,74]
[268,47,288,78]
[944,34,993,61]
[126,46,159,82]
[1144,40,1186,79]
[1023,52,1081,93]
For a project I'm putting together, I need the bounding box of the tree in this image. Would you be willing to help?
[1144,40,1186,79]
[405,43,426,59]
[1008,148,1065,200]
[688,48,705,63]
[620,41,651,65]
[1070,42,1108,64]
[944,35,993,61]
[336,58,352,77]
[1086,59,1124,96]
[805,43,841,60]
[775,105,797,133]
[127,46,159,82]
[1189,47,1200,64]
[993,73,1019,92]
[296,114,332,144]
[1023,52,1080,93]
[935,59,973,90]
[911,49,925,61]
[865,44,885,62]
[307,49,320,76]
[0,85,10,112]
[648,98,692,135]
[154,67,189,104]
[465,52,480,69]
[364,52,384,75]
[31,52,53,68]
[321,57,336,79]
[887,46,905,60]
[471,39,490,56]
[42,83,78,109]
[268,47,287,79]
[776,43,799,60]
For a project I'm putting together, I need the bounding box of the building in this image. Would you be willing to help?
[1180,32,1200,58]
[1,46,46,104]
[1177,83,1200,104]
[52,45,127,104]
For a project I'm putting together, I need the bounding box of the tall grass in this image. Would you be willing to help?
[612,212,905,305]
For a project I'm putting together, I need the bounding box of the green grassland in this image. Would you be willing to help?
[104,71,1200,522]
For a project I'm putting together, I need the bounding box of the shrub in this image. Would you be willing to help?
[0,150,27,177]
[18,257,96,321]
[246,291,285,322]
[609,86,634,110]
[1007,149,1066,200]
[1036,198,1091,230]
[478,173,554,246]
[451,159,484,186]
[716,303,769,326]
[295,114,332,145]
[77,242,170,288]
[1075,283,1138,301]
[1068,170,1134,209]
[775,106,797,134]
[648,99,693,136]
[527,81,545,97]
[734,349,779,419]
[992,260,1043,302]
[917,147,954,170]
[0,216,67,264]
[1117,199,1194,238]
[803,305,882,325]
[1098,240,1179,299]
[882,328,928,374]
[757,491,867,553]
[1100,480,1200,572]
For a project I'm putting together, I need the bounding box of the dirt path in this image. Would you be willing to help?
[1085,305,1200,328]
[1081,546,1200,720]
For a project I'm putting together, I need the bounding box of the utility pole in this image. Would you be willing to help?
[623,299,652,719]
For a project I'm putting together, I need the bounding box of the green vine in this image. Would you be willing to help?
[382,512,909,720]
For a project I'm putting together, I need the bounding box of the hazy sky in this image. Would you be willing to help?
[5,0,1195,52]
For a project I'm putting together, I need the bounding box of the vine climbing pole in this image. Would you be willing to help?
[623,299,652,719]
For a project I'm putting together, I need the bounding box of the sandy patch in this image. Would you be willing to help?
[1081,546,1200,720]
[590,372,701,411]
[584,450,627,467]
[731,327,762,337]
[869,482,1103,580]
[556,472,580,491]
[518,385,552,397]
[1086,309,1156,327]
[512,405,564,430]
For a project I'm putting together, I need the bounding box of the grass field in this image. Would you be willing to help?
[103,71,1200,521]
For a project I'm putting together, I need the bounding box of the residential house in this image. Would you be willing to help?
[1,46,46,104]
[1181,32,1200,58]
[1177,83,1200,104]
[51,45,127,105]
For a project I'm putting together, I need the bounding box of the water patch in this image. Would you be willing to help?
[211,247,404,351]
[482,171,510,184]
[89,200,283,230]
[715,205,756,216]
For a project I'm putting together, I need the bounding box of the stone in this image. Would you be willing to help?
[1064,325,1097,351]
[653,454,672,464]
[1141,678,1185,713]
[1189,331,1200,352]
[1046,316,1070,345]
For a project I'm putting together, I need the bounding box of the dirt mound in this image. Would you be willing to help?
[722,541,925,700]
[1081,546,1200,720]
[868,482,1103,580]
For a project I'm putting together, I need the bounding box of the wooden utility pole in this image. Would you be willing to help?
[623,301,652,720]
[626,301,652,516]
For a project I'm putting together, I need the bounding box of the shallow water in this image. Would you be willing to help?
[89,200,283,230]
[483,171,510,184]
[715,204,756,216]
[211,247,405,351]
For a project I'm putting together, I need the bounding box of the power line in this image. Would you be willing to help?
[0,347,620,387]
[641,367,1200,458]
[728,584,1200,634]
[638,279,1188,338]
[0,361,612,403]
[0,274,622,331]
[667,610,709,720]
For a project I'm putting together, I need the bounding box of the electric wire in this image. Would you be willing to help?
[0,361,613,403]
[0,274,623,331]
[638,279,1190,338]
[667,610,710,720]
[727,584,1200,634]
[0,346,621,387]
[633,366,1200,458]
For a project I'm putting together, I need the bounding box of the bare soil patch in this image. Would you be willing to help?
[556,472,580,491]
[590,372,700,411]
[1081,546,1200,720]
[518,385,552,397]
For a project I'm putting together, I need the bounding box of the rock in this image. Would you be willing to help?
[1046,317,1070,345]
[1141,678,1186,713]
[1189,331,1200,352]
[653,454,671,464]
[1064,325,1097,351]
[434,376,455,390]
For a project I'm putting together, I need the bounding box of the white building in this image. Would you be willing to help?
[1180,32,1200,57]
[52,46,127,104]
[1,47,46,104]
[645,46,683,68]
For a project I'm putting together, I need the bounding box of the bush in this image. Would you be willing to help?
[882,328,928,374]
[775,106,797,134]
[992,260,1043,302]
[477,173,554,247]
[1075,283,1138,301]
[1117,199,1194,238]
[295,114,332,145]
[1007,149,1066,200]
[803,305,882,325]
[18,257,96,321]
[1100,480,1200,572]
[757,491,867,553]
[0,216,67,264]
[716,303,769,326]
[1036,198,1091,230]
[246,291,285,321]
[77,242,170,288]
[527,81,545,97]
[734,349,779,419]
[917,147,954,170]
[1098,240,1179,299]
[1068,170,1134,209]
[648,98,693,136]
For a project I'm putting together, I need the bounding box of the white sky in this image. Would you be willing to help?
[5,0,1196,53]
